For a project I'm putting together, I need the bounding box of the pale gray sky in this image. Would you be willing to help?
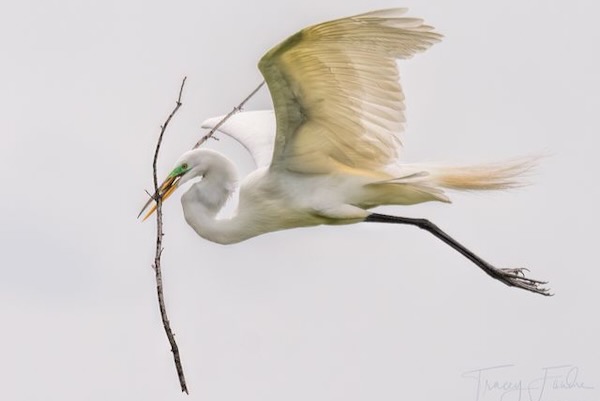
[1,0,598,400]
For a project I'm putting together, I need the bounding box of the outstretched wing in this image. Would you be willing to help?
[258,8,442,174]
[201,110,276,168]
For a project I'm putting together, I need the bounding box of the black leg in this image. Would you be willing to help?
[365,213,551,296]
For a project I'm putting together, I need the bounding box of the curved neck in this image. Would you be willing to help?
[180,150,247,244]
[181,195,240,244]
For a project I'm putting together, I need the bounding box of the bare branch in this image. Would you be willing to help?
[193,80,265,149]
[151,76,189,394]
[144,78,263,394]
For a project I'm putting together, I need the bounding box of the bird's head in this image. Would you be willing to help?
[138,149,205,221]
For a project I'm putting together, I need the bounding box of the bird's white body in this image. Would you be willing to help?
[179,151,376,244]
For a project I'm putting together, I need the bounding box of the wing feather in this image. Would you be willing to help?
[258,8,442,173]
[200,111,276,168]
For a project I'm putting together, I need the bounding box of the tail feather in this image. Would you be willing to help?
[358,156,539,208]
[428,157,538,191]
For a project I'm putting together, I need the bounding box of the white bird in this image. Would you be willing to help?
[139,8,550,296]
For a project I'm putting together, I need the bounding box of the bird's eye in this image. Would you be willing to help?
[181,163,188,170]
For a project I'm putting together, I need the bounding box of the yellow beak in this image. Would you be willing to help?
[138,175,180,221]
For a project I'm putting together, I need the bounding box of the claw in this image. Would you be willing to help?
[493,267,552,296]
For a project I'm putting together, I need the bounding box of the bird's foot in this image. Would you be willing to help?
[490,267,552,296]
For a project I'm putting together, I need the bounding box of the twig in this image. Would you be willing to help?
[151,76,189,394]
[192,80,265,149]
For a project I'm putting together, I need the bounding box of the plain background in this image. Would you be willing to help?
[1,0,598,400]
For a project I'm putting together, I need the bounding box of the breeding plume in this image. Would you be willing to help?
[140,8,550,295]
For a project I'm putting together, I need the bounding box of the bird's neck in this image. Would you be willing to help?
[181,196,241,244]
[180,154,250,244]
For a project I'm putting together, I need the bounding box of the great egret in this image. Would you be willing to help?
[139,8,550,296]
